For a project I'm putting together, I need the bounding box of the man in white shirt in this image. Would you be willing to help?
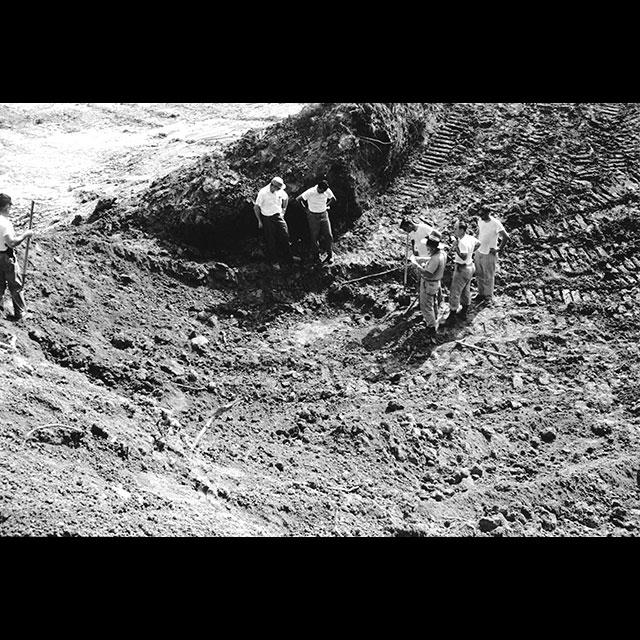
[474,205,510,304]
[444,220,481,326]
[400,217,435,258]
[254,176,293,270]
[0,193,34,321]
[296,179,336,265]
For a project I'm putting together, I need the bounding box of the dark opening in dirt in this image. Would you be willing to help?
[105,103,440,259]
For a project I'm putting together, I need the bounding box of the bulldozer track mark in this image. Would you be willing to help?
[384,105,477,217]
[380,103,640,315]
[518,103,640,217]
[516,285,599,308]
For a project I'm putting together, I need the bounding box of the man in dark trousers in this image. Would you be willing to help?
[296,179,336,265]
[0,194,34,321]
[254,177,293,271]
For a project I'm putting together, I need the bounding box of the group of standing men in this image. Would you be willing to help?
[253,176,336,271]
[2,178,509,336]
[253,175,511,342]
[401,203,510,341]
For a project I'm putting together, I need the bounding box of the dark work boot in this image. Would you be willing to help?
[444,310,459,328]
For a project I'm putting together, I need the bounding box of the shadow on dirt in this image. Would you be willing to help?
[361,298,489,366]
[197,261,341,329]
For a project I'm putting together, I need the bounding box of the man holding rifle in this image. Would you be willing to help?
[0,193,34,321]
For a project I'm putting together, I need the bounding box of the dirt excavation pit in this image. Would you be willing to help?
[1,102,639,537]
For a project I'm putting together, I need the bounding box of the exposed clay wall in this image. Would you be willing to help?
[119,103,444,256]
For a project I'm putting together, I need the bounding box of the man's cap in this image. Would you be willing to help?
[0,193,12,208]
[427,229,445,248]
[472,202,493,216]
[271,177,285,189]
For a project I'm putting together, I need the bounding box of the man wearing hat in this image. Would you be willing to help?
[254,177,293,270]
[0,193,34,321]
[399,217,436,258]
[474,204,510,304]
[409,229,447,341]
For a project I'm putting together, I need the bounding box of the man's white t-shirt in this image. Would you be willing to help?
[410,223,435,258]
[255,185,288,217]
[477,217,505,254]
[454,234,478,265]
[301,186,335,213]
[0,215,15,252]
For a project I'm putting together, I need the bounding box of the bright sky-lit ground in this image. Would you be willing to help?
[0,103,306,227]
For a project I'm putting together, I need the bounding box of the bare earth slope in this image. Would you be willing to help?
[1,103,639,537]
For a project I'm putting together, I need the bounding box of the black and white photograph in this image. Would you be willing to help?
[1,101,639,538]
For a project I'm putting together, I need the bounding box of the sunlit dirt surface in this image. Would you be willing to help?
[0,103,304,227]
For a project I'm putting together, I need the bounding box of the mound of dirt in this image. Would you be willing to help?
[108,103,442,256]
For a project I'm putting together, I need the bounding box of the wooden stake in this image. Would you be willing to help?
[22,201,35,283]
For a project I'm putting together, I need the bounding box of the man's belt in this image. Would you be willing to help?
[308,210,328,215]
